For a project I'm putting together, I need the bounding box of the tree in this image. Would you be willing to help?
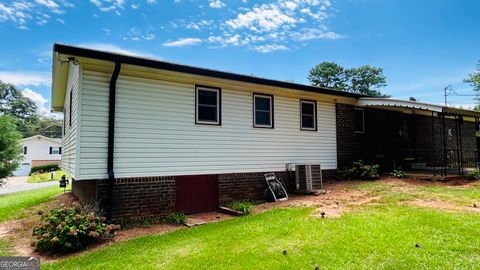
[307,62,348,90]
[0,115,22,181]
[308,62,389,97]
[347,65,387,97]
[0,80,37,119]
[34,117,63,138]
[464,60,480,94]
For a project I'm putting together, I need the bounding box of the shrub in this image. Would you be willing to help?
[227,201,253,214]
[337,160,380,180]
[466,169,480,180]
[32,203,120,253]
[165,212,186,225]
[391,169,408,179]
[31,164,60,174]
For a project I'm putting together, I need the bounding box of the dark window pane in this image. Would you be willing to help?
[198,106,217,122]
[354,109,364,132]
[302,102,314,115]
[198,90,217,106]
[302,116,314,129]
[255,111,271,126]
[255,96,270,111]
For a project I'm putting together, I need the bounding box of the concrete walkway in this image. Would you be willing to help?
[0,176,58,195]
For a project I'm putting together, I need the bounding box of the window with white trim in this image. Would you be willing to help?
[300,100,316,130]
[253,93,273,128]
[354,108,365,133]
[195,86,221,125]
[50,146,61,155]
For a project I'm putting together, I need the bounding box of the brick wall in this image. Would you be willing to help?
[335,104,365,168]
[72,179,97,205]
[218,171,288,204]
[96,176,176,220]
[72,170,337,220]
[31,160,61,167]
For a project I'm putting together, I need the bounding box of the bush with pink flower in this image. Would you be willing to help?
[32,203,121,252]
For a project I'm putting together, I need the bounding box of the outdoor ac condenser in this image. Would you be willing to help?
[295,164,323,193]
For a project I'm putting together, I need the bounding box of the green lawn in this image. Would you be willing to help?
[0,185,69,223]
[45,181,480,270]
[27,170,67,183]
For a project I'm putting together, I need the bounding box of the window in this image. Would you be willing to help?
[195,86,221,125]
[50,147,61,155]
[300,100,317,131]
[354,108,365,133]
[23,146,27,155]
[63,108,66,134]
[69,90,73,127]
[253,93,274,128]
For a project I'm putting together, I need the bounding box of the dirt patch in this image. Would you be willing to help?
[0,221,22,238]
[406,199,480,213]
[253,184,380,219]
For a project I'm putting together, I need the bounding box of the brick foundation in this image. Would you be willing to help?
[72,179,97,205]
[72,169,338,220]
[31,160,61,167]
[97,176,176,220]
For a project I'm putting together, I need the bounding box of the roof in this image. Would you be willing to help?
[51,43,366,111]
[358,97,480,117]
[22,135,62,144]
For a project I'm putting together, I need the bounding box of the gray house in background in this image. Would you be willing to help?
[51,44,480,220]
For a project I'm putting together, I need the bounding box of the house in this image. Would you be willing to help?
[50,44,480,220]
[13,135,62,176]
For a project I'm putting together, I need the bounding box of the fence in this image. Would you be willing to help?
[392,148,479,175]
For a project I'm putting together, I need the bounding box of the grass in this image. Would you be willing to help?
[45,180,480,270]
[0,238,13,256]
[0,185,69,223]
[27,170,67,183]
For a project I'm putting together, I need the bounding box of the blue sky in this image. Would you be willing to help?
[0,0,479,116]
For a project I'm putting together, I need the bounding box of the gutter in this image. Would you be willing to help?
[106,62,121,221]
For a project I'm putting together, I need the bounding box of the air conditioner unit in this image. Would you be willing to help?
[295,164,323,193]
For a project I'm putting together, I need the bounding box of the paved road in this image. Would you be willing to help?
[0,176,58,195]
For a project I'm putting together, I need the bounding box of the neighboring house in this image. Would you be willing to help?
[50,44,480,220]
[13,135,62,176]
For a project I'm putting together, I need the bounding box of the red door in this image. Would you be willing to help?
[175,175,218,214]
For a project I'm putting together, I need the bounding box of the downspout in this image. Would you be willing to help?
[106,62,121,221]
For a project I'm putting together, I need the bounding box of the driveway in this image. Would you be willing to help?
[0,176,58,195]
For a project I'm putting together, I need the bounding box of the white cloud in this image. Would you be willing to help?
[0,71,50,86]
[290,29,343,41]
[122,27,156,41]
[209,0,225,9]
[165,0,336,52]
[0,0,72,28]
[22,88,51,115]
[163,38,203,47]
[253,44,289,53]
[89,0,125,13]
[225,3,297,32]
[147,0,157,3]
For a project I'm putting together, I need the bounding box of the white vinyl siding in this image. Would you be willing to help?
[61,63,79,177]
[78,70,110,180]
[76,69,337,179]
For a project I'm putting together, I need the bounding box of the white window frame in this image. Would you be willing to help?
[300,100,317,131]
[354,108,365,133]
[253,93,274,128]
[195,86,221,125]
[50,146,61,155]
